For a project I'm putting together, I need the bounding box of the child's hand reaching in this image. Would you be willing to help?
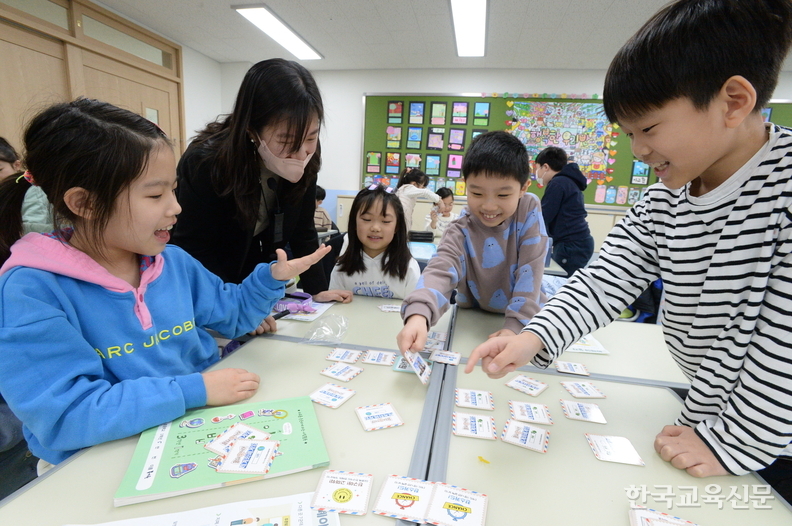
[270,246,331,282]
[203,368,260,405]
[396,314,429,356]
[465,331,544,379]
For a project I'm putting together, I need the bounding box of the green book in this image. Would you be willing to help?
[114,396,329,507]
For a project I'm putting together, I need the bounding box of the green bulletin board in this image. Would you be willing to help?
[362,94,792,208]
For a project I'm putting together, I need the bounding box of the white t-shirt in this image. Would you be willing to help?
[424,211,460,239]
[329,251,421,299]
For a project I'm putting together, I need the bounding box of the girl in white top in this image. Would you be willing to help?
[424,186,459,239]
[330,184,420,299]
[394,168,439,231]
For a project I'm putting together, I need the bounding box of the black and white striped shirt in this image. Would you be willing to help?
[525,124,792,475]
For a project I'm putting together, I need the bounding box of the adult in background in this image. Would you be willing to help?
[173,59,351,334]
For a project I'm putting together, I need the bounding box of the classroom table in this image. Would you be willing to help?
[449,307,691,389]
[429,365,792,525]
[265,295,455,352]
[0,337,443,525]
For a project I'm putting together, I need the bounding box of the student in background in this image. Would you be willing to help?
[424,186,459,239]
[534,146,594,276]
[0,99,330,468]
[466,0,792,501]
[0,137,52,234]
[314,184,333,232]
[395,168,440,231]
[330,184,420,299]
[397,131,547,354]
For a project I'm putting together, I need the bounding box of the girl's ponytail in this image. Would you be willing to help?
[0,174,32,264]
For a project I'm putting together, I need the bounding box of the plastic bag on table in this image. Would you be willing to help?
[299,314,349,345]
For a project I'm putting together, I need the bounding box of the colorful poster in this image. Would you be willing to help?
[448,128,466,151]
[387,101,403,124]
[452,101,468,125]
[447,154,463,170]
[425,154,441,176]
[366,151,381,173]
[472,129,487,141]
[407,127,423,149]
[427,128,445,150]
[405,153,422,169]
[430,102,447,125]
[386,126,401,149]
[509,101,616,184]
[386,152,401,174]
[630,160,650,185]
[409,102,425,125]
[473,102,490,126]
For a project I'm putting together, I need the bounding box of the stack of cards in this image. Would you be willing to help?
[355,403,404,431]
[505,375,548,397]
[311,470,374,515]
[500,420,550,453]
[203,423,279,475]
[372,476,488,526]
[321,362,363,382]
[309,383,356,409]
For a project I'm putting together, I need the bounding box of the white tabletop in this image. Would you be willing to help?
[0,337,440,525]
[432,365,792,525]
[449,307,690,388]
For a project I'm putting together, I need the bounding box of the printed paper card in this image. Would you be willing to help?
[320,362,363,382]
[451,412,497,440]
[404,351,432,384]
[204,423,271,455]
[311,470,373,515]
[500,419,550,453]
[561,381,606,399]
[505,375,548,397]
[560,399,607,424]
[309,383,356,409]
[355,403,404,431]
[629,505,701,526]
[373,475,435,521]
[425,483,488,526]
[427,331,448,341]
[362,350,396,366]
[216,439,279,474]
[508,401,553,425]
[566,334,610,354]
[326,348,362,363]
[423,339,445,351]
[585,434,645,466]
[378,304,401,312]
[430,349,462,365]
[455,389,495,410]
[554,360,590,376]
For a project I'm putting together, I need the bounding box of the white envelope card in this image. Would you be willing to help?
[452,412,497,440]
[508,401,553,425]
[505,375,548,397]
[309,383,356,409]
[311,469,373,515]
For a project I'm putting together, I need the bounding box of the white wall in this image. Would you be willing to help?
[181,46,222,143]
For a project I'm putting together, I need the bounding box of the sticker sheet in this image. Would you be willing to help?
[373,475,435,521]
[355,403,404,431]
[585,434,645,466]
[320,362,363,382]
[311,470,373,515]
[508,401,553,425]
[326,348,362,363]
[309,383,356,409]
[500,419,550,453]
[451,412,497,440]
[455,389,495,410]
[561,381,606,398]
[362,350,396,366]
[505,375,548,397]
[559,399,607,424]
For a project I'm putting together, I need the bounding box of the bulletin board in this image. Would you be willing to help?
[362,94,792,208]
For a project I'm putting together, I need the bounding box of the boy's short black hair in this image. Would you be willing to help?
[315,184,326,201]
[462,131,529,185]
[535,147,568,172]
[604,0,792,123]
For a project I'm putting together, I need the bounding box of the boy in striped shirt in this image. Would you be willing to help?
[466,0,792,501]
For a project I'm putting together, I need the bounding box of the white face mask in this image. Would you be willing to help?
[256,135,313,183]
[535,166,544,186]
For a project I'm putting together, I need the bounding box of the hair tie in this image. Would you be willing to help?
[16,170,36,186]
[367,183,395,194]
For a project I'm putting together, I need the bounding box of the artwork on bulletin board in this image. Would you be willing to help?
[444,179,456,191]
[762,107,773,122]
[455,180,466,196]
[386,126,402,148]
[430,102,447,125]
[409,102,425,124]
[508,101,616,185]
[426,154,441,176]
[452,101,469,125]
[427,128,445,150]
[630,160,650,185]
[407,127,423,149]
[385,152,401,174]
[388,101,403,124]
[390,177,400,188]
[473,102,490,126]
[448,154,463,171]
[471,129,487,141]
[448,128,466,151]
[366,151,381,173]
[427,179,437,192]
[628,187,640,205]
[405,153,422,169]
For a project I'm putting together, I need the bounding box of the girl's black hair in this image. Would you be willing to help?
[396,167,429,188]
[0,137,20,164]
[191,58,324,227]
[436,187,454,200]
[0,98,169,263]
[336,184,411,280]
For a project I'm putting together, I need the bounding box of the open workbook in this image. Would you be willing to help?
[114,396,329,506]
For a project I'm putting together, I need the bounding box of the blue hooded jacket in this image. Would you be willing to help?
[540,163,591,244]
